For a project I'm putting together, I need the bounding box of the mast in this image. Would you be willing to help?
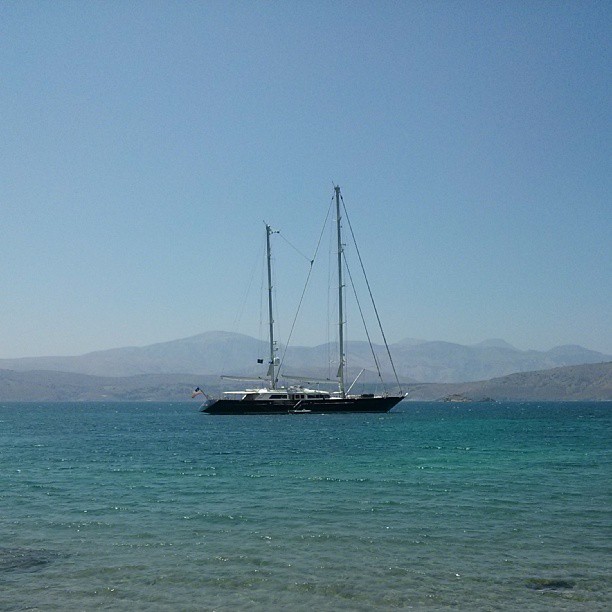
[335,186,346,397]
[265,223,277,389]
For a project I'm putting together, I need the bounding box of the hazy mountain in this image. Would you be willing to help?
[0,331,609,384]
[388,340,608,383]
[472,338,517,350]
[395,337,428,347]
[0,332,264,378]
[1,362,610,402]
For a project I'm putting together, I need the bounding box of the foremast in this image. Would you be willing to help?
[265,223,279,389]
[335,186,346,398]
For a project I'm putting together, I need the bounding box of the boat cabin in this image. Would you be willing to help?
[223,387,331,402]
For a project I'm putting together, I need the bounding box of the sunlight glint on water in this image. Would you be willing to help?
[0,402,610,610]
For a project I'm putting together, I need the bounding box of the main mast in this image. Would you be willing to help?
[265,223,278,389]
[335,186,346,397]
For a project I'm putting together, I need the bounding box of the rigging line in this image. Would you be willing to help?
[277,232,313,263]
[234,241,264,327]
[276,196,335,384]
[340,194,404,395]
[343,251,387,392]
[224,240,264,376]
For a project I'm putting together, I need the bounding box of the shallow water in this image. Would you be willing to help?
[1,402,610,610]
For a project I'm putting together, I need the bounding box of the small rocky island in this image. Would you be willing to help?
[441,393,496,403]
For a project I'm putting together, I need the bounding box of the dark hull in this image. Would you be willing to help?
[201,395,403,415]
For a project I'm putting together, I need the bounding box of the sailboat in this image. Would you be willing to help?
[200,186,405,415]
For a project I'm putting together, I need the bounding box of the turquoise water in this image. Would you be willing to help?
[0,402,610,610]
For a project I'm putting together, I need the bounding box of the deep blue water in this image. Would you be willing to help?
[0,402,610,610]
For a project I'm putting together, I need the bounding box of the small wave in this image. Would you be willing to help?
[526,577,575,590]
[0,546,62,573]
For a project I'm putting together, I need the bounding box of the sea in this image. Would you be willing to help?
[0,401,610,611]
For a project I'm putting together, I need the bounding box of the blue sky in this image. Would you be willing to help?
[1,1,610,358]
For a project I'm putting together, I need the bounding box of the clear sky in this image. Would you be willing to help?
[1,1,610,358]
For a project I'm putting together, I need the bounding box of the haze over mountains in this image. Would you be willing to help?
[1,362,610,403]
[0,331,609,384]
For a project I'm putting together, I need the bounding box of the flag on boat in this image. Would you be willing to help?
[191,387,205,398]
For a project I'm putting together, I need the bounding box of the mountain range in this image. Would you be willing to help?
[0,331,609,383]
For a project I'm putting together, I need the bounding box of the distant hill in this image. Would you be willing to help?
[471,338,517,350]
[0,370,214,402]
[404,362,612,401]
[0,331,609,384]
[0,362,610,402]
